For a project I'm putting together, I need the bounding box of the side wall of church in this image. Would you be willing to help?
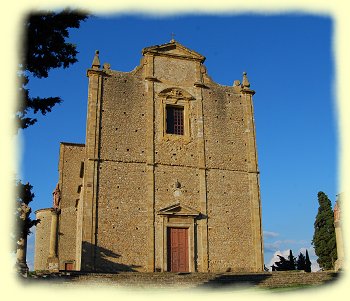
[57,143,85,270]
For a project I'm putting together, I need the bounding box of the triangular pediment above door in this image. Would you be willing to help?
[157,203,200,216]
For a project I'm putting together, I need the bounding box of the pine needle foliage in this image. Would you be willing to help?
[312,191,337,270]
[17,8,88,130]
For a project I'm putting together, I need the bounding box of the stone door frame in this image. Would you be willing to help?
[157,203,200,272]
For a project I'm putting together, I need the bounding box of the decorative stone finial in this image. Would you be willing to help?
[242,71,250,88]
[233,80,240,86]
[103,62,111,70]
[91,50,100,69]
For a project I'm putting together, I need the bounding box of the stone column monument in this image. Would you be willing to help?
[334,193,344,271]
[16,203,30,277]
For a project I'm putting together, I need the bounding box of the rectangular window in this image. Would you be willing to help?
[166,106,184,135]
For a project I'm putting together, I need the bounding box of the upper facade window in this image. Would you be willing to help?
[166,105,184,135]
[158,87,195,140]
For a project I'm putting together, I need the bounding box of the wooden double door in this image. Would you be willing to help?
[167,227,189,272]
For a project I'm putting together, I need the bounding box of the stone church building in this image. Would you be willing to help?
[34,40,264,273]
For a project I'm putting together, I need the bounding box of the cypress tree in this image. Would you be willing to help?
[287,249,296,270]
[312,191,337,270]
[272,255,289,271]
[272,250,296,271]
[305,249,312,272]
[296,252,306,271]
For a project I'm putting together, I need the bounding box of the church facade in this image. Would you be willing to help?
[34,40,264,273]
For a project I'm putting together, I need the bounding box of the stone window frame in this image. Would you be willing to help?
[158,87,194,142]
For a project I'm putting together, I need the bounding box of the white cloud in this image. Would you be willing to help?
[263,231,279,238]
[264,239,297,252]
[264,238,312,253]
[27,231,35,251]
[311,260,321,272]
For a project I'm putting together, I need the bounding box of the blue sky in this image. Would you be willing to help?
[20,13,337,271]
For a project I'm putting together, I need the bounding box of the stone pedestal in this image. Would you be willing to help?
[16,237,29,277]
[16,261,29,277]
[334,258,344,272]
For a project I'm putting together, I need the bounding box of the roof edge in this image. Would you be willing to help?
[142,40,205,63]
[60,142,85,147]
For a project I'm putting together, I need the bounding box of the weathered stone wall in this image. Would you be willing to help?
[154,56,197,86]
[95,161,151,272]
[200,82,258,272]
[202,84,247,171]
[152,53,201,209]
[99,71,147,162]
[206,169,254,272]
[154,165,201,211]
[153,84,199,167]
[57,143,85,270]
[34,208,52,271]
[93,69,152,272]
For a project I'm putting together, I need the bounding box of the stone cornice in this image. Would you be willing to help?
[86,68,106,77]
[145,76,159,82]
[241,88,256,95]
[194,81,208,88]
[158,203,200,216]
[145,51,204,63]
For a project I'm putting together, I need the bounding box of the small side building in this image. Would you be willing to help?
[33,208,52,271]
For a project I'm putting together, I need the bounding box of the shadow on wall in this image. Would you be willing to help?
[82,241,142,272]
